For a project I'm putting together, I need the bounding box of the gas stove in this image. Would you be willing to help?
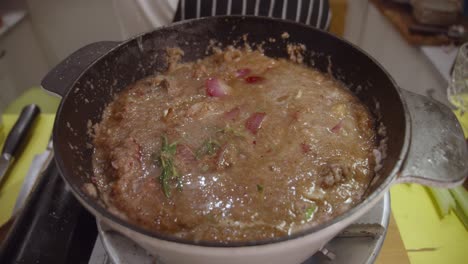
[0,160,390,264]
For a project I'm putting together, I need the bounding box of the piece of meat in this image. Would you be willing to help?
[192,64,208,79]
[216,143,237,169]
[175,144,196,174]
[319,164,348,188]
[110,137,142,178]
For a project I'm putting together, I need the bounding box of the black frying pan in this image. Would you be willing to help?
[38,16,466,248]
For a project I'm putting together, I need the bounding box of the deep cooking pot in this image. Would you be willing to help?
[41,16,467,264]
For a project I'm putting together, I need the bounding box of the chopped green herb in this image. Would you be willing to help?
[205,213,217,223]
[196,138,220,159]
[217,125,245,138]
[158,136,180,198]
[201,164,210,172]
[305,204,317,221]
[257,184,264,192]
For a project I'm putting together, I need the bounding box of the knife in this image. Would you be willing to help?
[0,104,41,187]
[11,139,53,215]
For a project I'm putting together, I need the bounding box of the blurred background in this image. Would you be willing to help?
[0,0,466,117]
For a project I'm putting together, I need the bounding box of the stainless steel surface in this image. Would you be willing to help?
[12,140,53,215]
[305,192,391,264]
[317,247,336,261]
[0,153,12,186]
[397,89,468,187]
[89,193,391,264]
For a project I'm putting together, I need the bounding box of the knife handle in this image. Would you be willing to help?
[1,105,41,158]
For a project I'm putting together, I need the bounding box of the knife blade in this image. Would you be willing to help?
[12,140,53,215]
[0,105,41,187]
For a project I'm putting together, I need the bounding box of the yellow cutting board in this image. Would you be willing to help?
[390,184,468,264]
[0,114,55,226]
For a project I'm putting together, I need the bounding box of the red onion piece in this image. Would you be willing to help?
[236,68,251,78]
[245,76,264,84]
[206,77,231,97]
[290,110,300,121]
[330,120,343,133]
[224,107,241,121]
[245,112,266,135]
[301,143,311,154]
[176,144,196,164]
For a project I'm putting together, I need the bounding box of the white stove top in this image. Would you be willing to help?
[89,193,390,264]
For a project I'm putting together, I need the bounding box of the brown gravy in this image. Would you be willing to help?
[92,48,376,242]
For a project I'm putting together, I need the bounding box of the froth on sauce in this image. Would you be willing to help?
[92,47,376,242]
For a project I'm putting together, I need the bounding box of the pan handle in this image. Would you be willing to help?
[395,89,467,187]
[41,41,120,97]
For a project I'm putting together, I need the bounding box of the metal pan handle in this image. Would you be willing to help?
[395,89,467,187]
[41,41,120,97]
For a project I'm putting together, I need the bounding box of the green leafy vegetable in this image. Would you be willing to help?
[426,187,456,217]
[449,186,468,218]
[158,136,179,198]
[453,204,468,231]
[426,185,468,230]
[257,184,264,192]
[196,138,220,159]
[305,204,317,221]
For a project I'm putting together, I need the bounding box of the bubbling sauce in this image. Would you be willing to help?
[92,47,376,242]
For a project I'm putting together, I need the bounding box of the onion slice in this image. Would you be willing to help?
[206,77,231,97]
[330,120,343,133]
[224,107,241,121]
[245,112,266,135]
[245,76,264,84]
[235,68,251,78]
